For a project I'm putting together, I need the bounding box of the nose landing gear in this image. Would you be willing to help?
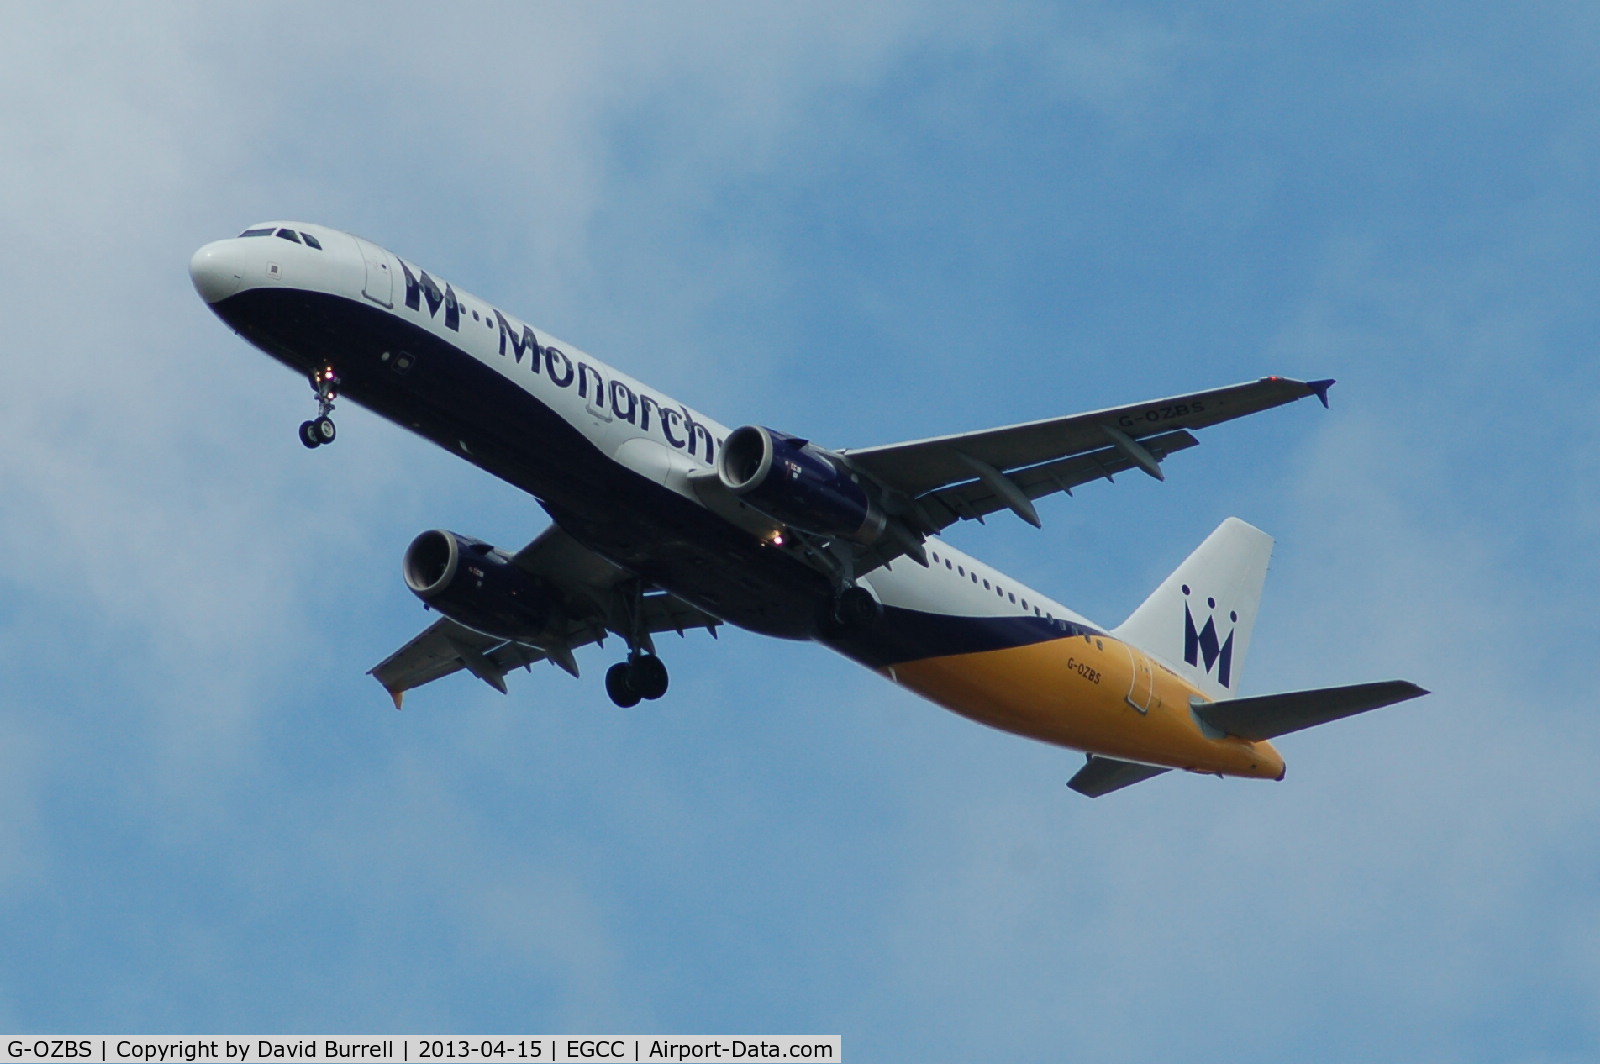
[299,416,336,447]
[299,366,340,448]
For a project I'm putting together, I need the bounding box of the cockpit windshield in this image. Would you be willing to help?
[236,226,323,249]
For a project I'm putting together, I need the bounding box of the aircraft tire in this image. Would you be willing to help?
[629,655,669,700]
[313,416,337,444]
[833,586,882,631]
[299,420,322,448]
[605,662,642,708]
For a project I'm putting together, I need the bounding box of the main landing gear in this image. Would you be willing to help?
[819,585,882,637]
[602,578,671,707]
[604,652,669,708]
[831,586,882,631]
[299,366,340,448]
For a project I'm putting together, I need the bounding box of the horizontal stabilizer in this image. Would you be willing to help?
[1193,680,1428,741]
[1068,754,1171,797]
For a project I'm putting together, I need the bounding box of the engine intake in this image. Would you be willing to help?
[403,529,561,643]
[718,425,886,542]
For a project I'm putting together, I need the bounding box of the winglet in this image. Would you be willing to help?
[388,687,405,711]
[1307,378,1335,409]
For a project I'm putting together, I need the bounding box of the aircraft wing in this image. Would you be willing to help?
[369,525,720,707]
[843,376,1332,532]
[369,617,563,704]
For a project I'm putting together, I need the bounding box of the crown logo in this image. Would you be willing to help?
[1182,584,1236,688]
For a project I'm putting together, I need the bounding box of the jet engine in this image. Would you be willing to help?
[403,529,562,643]
[717,425,887,542]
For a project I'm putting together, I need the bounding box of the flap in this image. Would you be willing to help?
[918,430,1197,531]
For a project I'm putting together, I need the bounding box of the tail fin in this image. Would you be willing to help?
[1113,517,1273,701]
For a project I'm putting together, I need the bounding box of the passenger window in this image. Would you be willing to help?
[275,229,302,244]
[300,232,323,250]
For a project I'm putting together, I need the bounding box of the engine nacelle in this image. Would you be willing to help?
[718,425,886,542]
[403,529,561,643]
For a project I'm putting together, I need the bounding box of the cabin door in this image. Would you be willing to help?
[1124,645,1157,714]
[358,240,394,308]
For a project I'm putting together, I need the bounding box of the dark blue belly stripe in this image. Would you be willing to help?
[212,287,1085,667]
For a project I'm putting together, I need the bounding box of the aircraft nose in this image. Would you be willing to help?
[189,240,245,303]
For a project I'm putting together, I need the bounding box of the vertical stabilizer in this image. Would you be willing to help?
[1113,518,1273,701]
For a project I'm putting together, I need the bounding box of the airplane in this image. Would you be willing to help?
[189,221,1425,796]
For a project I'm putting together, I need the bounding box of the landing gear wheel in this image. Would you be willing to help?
[628,655,669,701]
[833,586,882,631]
[312,415,336,444]
[605,662,642,708]
[299,420,322,448]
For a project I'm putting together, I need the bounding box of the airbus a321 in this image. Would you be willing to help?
[190,222,1424,796]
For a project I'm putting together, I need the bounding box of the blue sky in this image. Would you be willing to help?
[3,2,1599,1059]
